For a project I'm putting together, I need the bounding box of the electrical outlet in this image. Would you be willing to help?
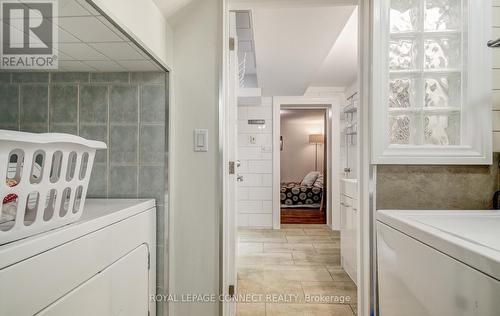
[249,135,256,144]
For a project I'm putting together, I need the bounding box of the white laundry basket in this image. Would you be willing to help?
[0,130,107,245]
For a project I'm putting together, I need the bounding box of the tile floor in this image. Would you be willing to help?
[237,224,357,316]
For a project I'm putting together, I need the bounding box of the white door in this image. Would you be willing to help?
[222,11,239,316]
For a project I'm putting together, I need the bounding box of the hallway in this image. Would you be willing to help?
[237,225,357,316]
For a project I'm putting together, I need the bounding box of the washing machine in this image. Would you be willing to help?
[0,199,156,316]
[377,210,500,316]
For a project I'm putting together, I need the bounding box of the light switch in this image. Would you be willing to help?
[194,129,208,152]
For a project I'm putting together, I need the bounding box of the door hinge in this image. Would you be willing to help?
[229,161,235,174]
[148,252,151,270]
[229,37,235,51]
[228,284,235,297]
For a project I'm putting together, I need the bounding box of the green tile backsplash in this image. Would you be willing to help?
[50,85,78,124]
[0,71,167,203]
[110,85,139,123]
[0,71,169,311]
[79,85,108,124]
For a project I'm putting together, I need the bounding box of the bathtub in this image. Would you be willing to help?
[377,210,500,316]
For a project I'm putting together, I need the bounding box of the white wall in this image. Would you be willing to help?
[168,0,222,315]
[90,0,173,69]
[280,110,325,182]
[492,2,500,151]
[237,97,273,228]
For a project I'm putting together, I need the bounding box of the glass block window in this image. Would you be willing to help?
[388,0,463,146]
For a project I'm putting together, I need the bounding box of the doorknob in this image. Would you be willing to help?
[237,175,244,182]
[236,160,241,167]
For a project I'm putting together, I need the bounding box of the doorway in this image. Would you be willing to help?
[223,2,367,316]
[280,108,328,224]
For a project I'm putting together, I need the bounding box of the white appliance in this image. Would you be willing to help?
[340,178,358,285]
[377,210,500,316]
[0,199,156,316]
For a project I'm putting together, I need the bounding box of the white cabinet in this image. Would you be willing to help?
[340,179,358,285]
[372,0,492,164]
[0,199,156,316]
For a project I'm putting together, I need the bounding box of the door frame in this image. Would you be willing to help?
[271,97,342,230]
[221,1,374,316]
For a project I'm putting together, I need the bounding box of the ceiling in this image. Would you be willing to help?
[1,0,161,72]
[310,7,358,87]
[250,5,357,96]
[230,0,358,9]
[153,0,194,18]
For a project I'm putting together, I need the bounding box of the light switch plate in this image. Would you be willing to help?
[194,129,208,152]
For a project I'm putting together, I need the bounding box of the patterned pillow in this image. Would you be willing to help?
[301,171,320,186]
[314,175,324,188]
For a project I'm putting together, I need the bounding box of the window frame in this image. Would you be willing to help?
[372,0,492,165]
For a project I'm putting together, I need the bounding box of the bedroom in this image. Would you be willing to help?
[280,108,327,224]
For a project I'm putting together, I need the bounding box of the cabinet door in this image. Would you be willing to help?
[372,0,492,164]
[39,245,150,316]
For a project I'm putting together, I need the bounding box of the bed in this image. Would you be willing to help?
[280,172,324,208]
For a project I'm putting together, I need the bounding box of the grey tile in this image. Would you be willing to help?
[130,72,165,84]
[0,73,11,83]
[12,72,49,83]
[156,244,165,284]
[0,85,19,125]
[139,166,165,205]
[110,85,138,123]
[87,163,107,198]
[109,165,137,198]
[155,286,165,316]
[50,85,77,123]
[49,123,77,134]
[0,123,18,130]
[156,302,164,316]
[79,124,108,163]
[20,123,47,133]
[110,125,138,163]
[20,85,48,125]
[90,72,129,84]
[140,85,165,123]
[51,72,89,83]
[79,85,108,124]
[156,205,166,244]
[140,124,165,164]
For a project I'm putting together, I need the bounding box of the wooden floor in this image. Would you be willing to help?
[281,208,326,224]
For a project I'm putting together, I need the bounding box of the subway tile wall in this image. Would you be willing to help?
[237,97,273,227]
[0,71,168,312]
